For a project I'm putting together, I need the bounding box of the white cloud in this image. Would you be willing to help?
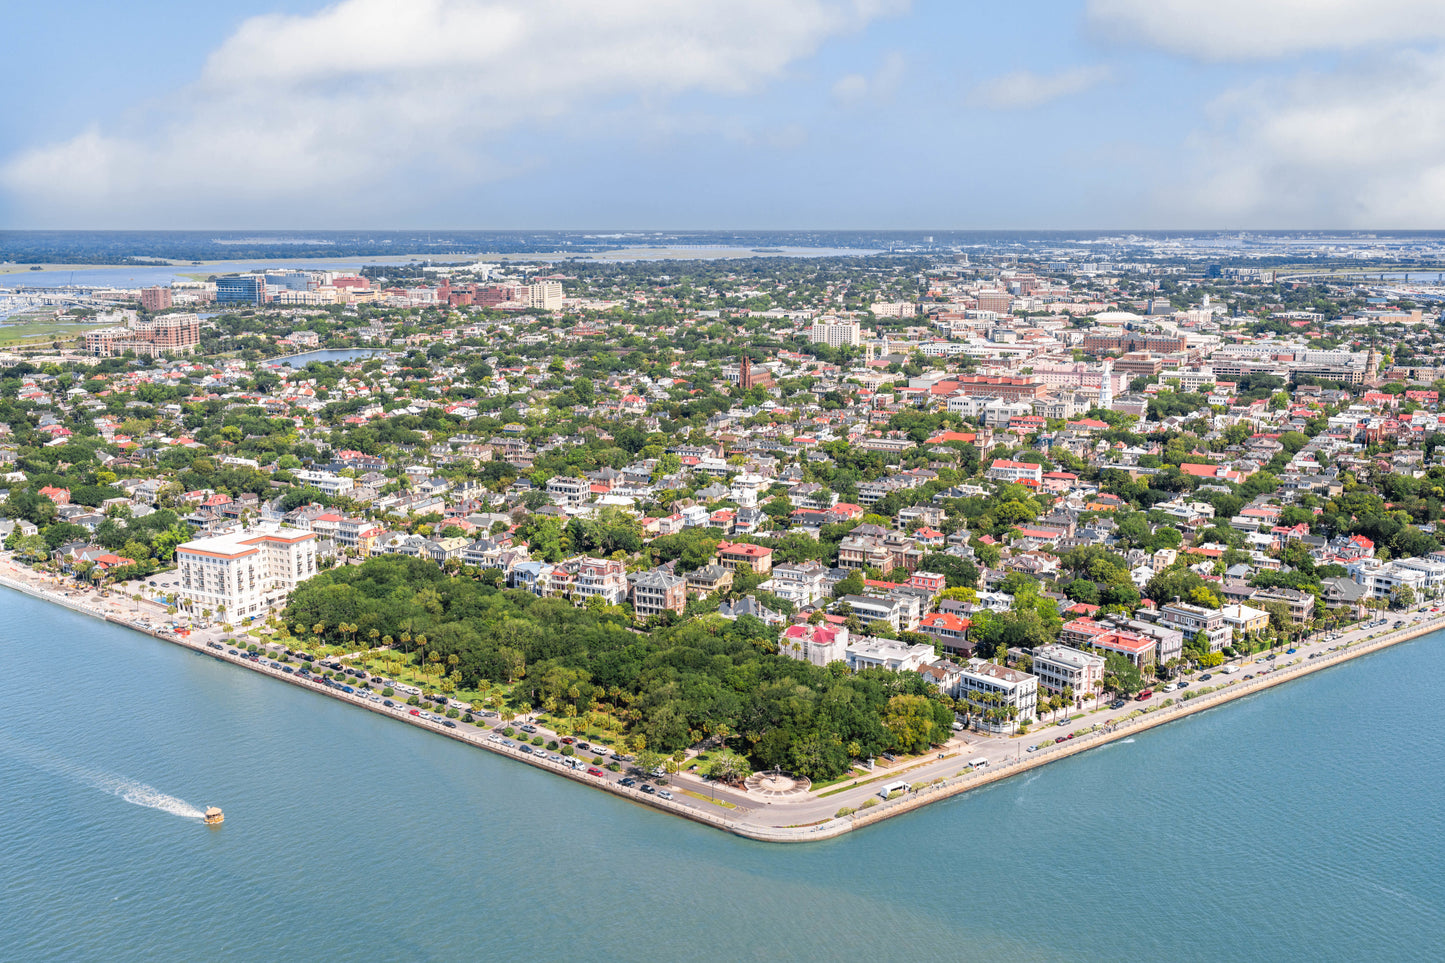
[969,65,1112,110]
[1,0,907,225]
[1088,0,1445,61]
[831,50,906,106]
[1161,51,1445,226]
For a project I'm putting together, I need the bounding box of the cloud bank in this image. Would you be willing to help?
[1166,51,1445,226]
[1,0,906,225]
[1089,0,1445,61]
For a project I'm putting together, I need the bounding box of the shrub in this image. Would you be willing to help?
[860,798,878,809]
[531,736,544,746]
[381,686,394,696]
[606,762,622,772]
[560,746,575,757]
[593,756,605,766]
[502,727,515,737]
[462,713,474,724]
[446,708,460,719]
[835,807,857,818]
[406,695,420,706]
[546,740,559,751]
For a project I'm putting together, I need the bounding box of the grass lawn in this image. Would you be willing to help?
[677,789,737,810]
[819,772,894,797]
[0,317,105,347]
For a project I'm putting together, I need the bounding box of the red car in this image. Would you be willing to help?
[560,737,575,744]
[586,767,604,777]
[409,709,420,716]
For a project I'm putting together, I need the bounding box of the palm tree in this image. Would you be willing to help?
[368,628,380,648]
[312,622,325,642]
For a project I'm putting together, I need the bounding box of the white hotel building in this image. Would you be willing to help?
[176,526,318,620]
[810,319,862,348]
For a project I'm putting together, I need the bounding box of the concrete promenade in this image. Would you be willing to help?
[2,556,1437,843]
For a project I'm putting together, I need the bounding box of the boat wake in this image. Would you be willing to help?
[0,732,204,819]
[88,771,205,819]
[1119,738,1136,744]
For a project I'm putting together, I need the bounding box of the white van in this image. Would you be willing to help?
[967,757,989,769]
[878,781,911,799]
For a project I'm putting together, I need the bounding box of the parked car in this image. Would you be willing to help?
[587,767,604,777]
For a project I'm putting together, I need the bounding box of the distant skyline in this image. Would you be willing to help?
[5,1,1445,230]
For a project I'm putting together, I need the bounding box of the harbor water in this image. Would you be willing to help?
[1,586,1441,962]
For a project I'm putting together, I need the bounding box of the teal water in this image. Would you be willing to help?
[2,586,1442,962]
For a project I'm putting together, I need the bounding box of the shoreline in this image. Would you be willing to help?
[2,564,1436,843]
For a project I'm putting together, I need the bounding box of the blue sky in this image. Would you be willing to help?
[4,0,1445,229]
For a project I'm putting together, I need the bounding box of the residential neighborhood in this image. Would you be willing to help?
[5,243,1445,779]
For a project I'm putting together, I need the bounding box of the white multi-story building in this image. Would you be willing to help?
[986,459,1043,484]
[810,319,862,348]
[1348,557,1445,600]
[1030,644,1105,697]
[761,562,830,607]
[293,469,354,496]
[780,623,850,667]
[1159,601,1231,652]
[957,660,1039,734]
[572,557,628,605]
[546,475,590,508]
[839,593,918,631]
[844,638,935,673]
[870,301,916,318]
[528,281,564,311]
[176,526,318,621]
